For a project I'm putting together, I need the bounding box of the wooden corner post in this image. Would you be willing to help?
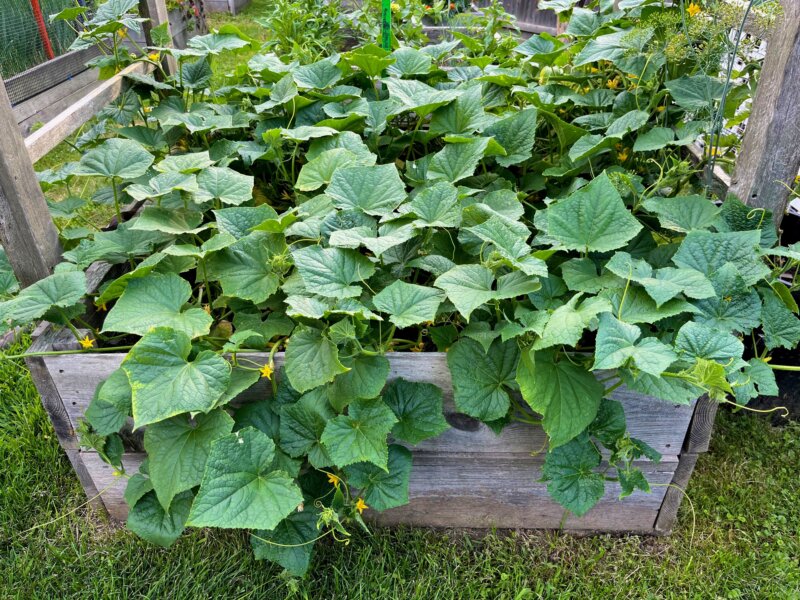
[0,78,61,287]
[139,0,177,75]
[729,0,800,227]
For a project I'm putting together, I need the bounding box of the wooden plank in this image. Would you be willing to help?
[16,74,103,137]
[45,352,694,459]
[3,46,103,106]
[728,0,800,227]
[0,78,62,287]
[82,450,675,529]
[653,452,699,534]
[139,0,177,75]
[13,69,99,126]
[24,62,148,164]
[682,396,718,454]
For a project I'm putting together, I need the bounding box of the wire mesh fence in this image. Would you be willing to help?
[0,0,82,78]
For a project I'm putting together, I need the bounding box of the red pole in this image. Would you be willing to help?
[30,0,56,60]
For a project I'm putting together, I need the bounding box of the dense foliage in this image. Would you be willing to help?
[0,0,795,577]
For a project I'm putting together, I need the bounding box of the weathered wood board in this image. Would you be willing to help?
[38,348,701,533]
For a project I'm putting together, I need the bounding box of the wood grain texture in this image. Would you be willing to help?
[82,450,675,529]
[24,62,149,164]
[13,69,99,128]
[0,78,62,287]
[729,0,800,227]
[682,396,718,454]
[44,352,695,460]
[653,452,698,535]
[139,0,178,75]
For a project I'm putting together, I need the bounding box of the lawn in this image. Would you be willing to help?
[2,2,799,598]
[1,334,798,598]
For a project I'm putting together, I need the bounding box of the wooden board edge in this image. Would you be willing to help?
[683,396,718,454]
[24,62,149,164]
[652,452,699,535]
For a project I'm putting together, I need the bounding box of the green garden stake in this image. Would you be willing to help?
[381,0,392,51]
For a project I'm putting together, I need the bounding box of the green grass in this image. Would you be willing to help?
[1,335,798,599]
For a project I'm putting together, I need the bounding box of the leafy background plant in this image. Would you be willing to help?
[0,0,796,577]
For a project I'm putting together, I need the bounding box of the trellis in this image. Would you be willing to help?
[0,0,798,530]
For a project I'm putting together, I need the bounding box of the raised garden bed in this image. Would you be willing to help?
[29,316,713,533]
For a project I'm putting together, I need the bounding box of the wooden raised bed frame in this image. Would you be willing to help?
[25,258,718,534]
[2,0,799,537]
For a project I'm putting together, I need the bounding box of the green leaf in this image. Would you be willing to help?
[408,182,461,228]
[205,233,285,303]
[128,490,192,547]
[279,390,334,467]
[675,321,744,362]
[387,47,432,76]
[532,295,611,350]
[546,172,642,252]
[144,409,234,510]
[427,138,491,183]
[187,32,252,54]
[430,86,492,136]
[633,127,674,152]
[620,369,702,405]
[605,110,649,138]
[345,444,412,510]
[196,167,254,206]
[447,338,519,422]
[125,172,199,201]
[179,58,213,90]
[321,398,398,470]
[568,133,615,162]
[130,207,206,236]
[85,369,132,436]
[0,271,85,325]
[75,138,154,179]
[187,427,303,529]
[373,281,445,328]
[292,246,375,299]
[592,313,676,376]
[214,205,278,239]
[672,230,767,286]
[326,164,407,216]
[327,354,390,412]
[691,264,761,332]
[760,288,800,351]
[346,44,395,78]
[252,509,320,576]
[542,435,604,517]
[284,326,349,393]
[435,265,495,321]
[642,195,720,232]
[385,78,460,116]
[296,148,370,192]
[665,75,725,111]
[102,273,212,338]
[124,328,231,428]
[124,472,153,508]
[383,378,449,445]
[155,151,215,174]
[588,399,626,448]
[601,286,697,324]
[483,108,538,167]
[517,350,603,448]
[292,57,342,89]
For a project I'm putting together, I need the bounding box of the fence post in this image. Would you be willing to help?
[0,78,61,287]
[139,0,177,75]
[728,0,800,228]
